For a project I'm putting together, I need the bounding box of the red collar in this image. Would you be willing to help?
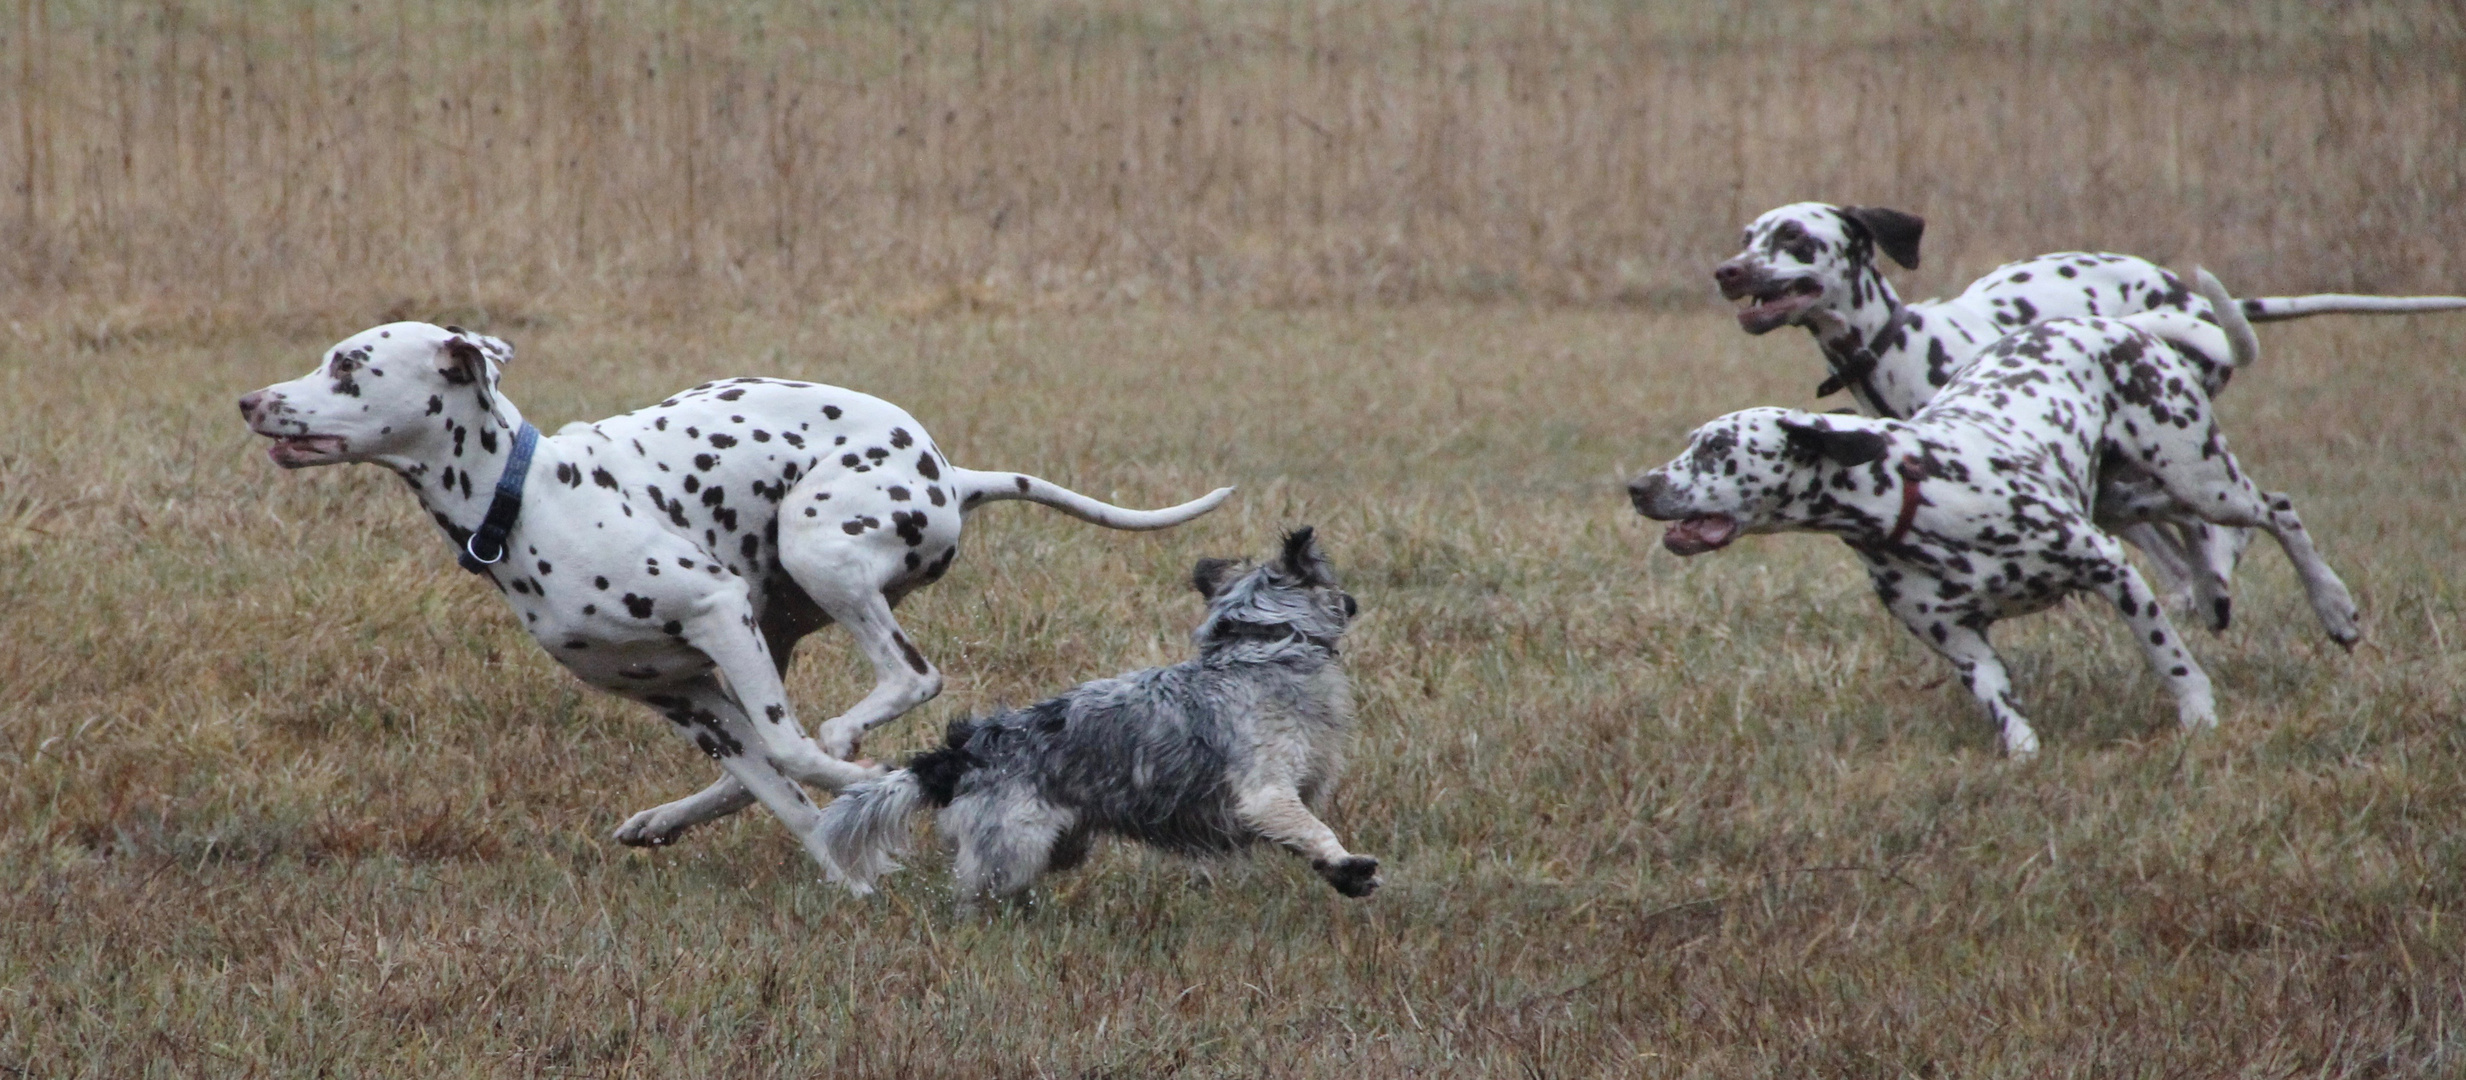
[1885,456,1930,546]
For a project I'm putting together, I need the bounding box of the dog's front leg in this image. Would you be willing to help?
[1897,608,2041,758]
[679,595,887,793]
[613,774,754,848]
[2090,561,2218,732]
[1235,787,1380,898]
[626,676,839,869]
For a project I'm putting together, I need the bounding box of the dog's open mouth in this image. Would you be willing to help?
[1662,514,1740,556]
[264,434,347,467]
[1730,278,1823,334]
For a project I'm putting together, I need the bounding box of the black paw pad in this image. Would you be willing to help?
[1316,856,1381,898]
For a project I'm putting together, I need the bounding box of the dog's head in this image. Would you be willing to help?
[1627,407,1891,555]
[1714,203,1925,334]
[1189,527,1357,660]
[238,322,515,469]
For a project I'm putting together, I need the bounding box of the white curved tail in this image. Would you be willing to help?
[2193,268,2260,370]
[2122,268,2257,377]
[948,467,1233,531]
[813,771,927,895]
[2242,293,2466,323]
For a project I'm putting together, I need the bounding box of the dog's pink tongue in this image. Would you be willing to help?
[1662,515,1739,556]
[1736,301,1793,335]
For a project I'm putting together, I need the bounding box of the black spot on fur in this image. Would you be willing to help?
[894,632,931,674]
[624,594,654,618]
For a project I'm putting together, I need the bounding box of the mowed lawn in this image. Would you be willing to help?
[3,305,2461,1076]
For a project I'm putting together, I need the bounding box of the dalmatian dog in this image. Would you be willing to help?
[238,322,1233,870]
[1715,202,2463,628]
[1630,271,2359,756]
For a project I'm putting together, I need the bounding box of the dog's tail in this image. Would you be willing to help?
[946,466,1233,531]
[2123,268,2258,378]
[2240,292,2466,323]
[2194,267,2260,371]
[813,722,982,895]
[814,770,928,895]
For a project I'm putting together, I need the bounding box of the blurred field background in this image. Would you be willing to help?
[6,0,2464,321]
[5,1,2465,1076]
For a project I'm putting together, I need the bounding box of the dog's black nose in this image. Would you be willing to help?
[1627,474,1667,516]
[1712,260,1748,288]
[237,390,266,422]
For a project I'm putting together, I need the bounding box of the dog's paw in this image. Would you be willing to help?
[1315,856,1381,898]
[2323,600,2363,652]
[613,807,692,848]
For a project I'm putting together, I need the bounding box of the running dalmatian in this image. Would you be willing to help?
[1630,271,2359,757]
[239,322,1232,871]
[1715,202,2463,629]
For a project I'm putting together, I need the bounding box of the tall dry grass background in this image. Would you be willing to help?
[4,2,2466,1076]
[6,0,2464,321]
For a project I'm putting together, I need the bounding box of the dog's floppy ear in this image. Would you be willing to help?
[438,333,490,386]
[1779,414,1890,467]
[1191,557,1243,600]
[1274,526,1337,587]
[1842,206,1924,270]
[437,325,513,386]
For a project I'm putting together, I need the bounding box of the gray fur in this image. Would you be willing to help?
[816,528,1380,902]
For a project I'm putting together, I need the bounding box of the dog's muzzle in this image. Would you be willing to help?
[1628,473,1740,556]
[1714,259,1821,335]
[1627,473,1677,518]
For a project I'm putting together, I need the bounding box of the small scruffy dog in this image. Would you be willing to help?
[815,528,1379,901]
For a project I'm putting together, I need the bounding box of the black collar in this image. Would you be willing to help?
[458,421,540,574]
[1816,305,1912,419]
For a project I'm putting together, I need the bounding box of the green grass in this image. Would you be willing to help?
[3,306,2461,1075]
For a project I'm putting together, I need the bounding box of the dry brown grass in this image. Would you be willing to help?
[5,2,2466,1076]
[5,306,2464,1076]
[5,1,2463,322]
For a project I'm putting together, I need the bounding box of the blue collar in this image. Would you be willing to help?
[458,421,540,574]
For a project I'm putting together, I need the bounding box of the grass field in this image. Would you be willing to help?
[6,1,2466,1075]
[4,305,2463,1075]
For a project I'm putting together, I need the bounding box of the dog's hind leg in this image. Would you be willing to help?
[1235,788,1381,898]
[2134,428,2361,647]
[782,569,946,761]
[945,789,1077,900]
[2244,490,2361,648]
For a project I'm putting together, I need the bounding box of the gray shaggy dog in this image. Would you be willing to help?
[814,527,1379,901]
